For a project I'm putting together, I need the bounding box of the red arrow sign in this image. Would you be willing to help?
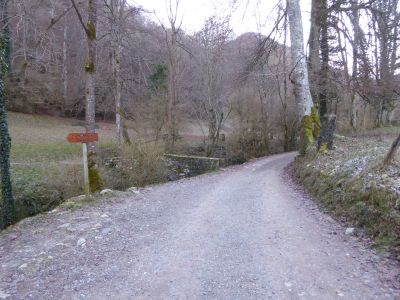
[67,133,98,143]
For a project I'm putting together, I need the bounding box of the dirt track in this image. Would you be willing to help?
[0,152,399,299]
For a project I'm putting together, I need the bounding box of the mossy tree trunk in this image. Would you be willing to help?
[287,0,317,155]
[85,0,101,192]
[0,0,14,229]
[71,0,102,192]
[0,70,13,229]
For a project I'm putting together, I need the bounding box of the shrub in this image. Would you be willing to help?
[98,141,168,189]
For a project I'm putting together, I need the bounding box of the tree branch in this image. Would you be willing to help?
[69,0,88,33]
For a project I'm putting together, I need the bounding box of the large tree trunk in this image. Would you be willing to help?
[287,0,317,155]
[82,0,101,192]
[307,0,321,104]
[318,0,329,120]
[85,0,97,145]
[0,72,13,229]
[0,0,14,229]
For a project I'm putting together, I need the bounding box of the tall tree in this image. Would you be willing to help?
[350,0,360,129]
[0,0,15,229]
[162,0,181,150]
[287,0,318,154]
[196,16,231,156]
[70,0,101,191]
[104,0,130,144]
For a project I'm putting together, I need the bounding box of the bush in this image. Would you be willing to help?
[11,163,83,220]
[98,141,168,189]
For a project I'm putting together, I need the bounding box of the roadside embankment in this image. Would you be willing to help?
[292,134,400,259]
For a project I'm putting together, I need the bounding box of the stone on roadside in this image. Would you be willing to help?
[77,238,86,247]
[100,189,114,196]
[345,228,355,235]
[92,223,102,230]
[128,187,140,195]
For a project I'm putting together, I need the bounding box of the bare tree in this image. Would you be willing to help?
[161,0,181,150]
[102,0,133,144]
[195,16,231,156]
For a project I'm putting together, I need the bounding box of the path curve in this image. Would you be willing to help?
[0,152,399,299]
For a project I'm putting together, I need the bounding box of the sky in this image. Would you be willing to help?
[130,0,312,42]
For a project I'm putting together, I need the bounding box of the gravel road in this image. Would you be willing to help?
[0,152,399,299]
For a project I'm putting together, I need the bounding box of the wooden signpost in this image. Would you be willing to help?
[67,133,98,197]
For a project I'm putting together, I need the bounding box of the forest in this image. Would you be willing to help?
[0,0,400,298]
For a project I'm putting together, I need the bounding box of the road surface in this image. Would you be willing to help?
[0,153,399,299]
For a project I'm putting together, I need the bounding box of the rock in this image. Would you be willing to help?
[345,228,355,235]
[100,189,114,196]
[0,290,11,299]
[337,291,345,297]
[284,282,292,288]
[77,238,86,247]
[92,223,102,230]
[18,263,28,272]
[395,199,400,210]
[58,223,71,229]
[66,227,77,233]
[128,187,140,195]
[101,228,113,235]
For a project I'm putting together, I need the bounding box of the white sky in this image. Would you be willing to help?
[130,0,312,41]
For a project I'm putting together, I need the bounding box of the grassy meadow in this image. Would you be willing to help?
[7,112,169,221]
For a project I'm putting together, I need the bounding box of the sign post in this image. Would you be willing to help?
[67,133,99,197]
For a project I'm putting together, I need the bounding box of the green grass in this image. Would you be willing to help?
[11,143,81,162]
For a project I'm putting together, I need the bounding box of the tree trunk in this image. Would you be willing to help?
[350,0,360,130]
[319,0,329,120]
[166,29,178,150]
[287,0,317,155]
[0,73,13,229]
[0,0,14,229]
[307,0,321,105]
[62,25,68,115]
[384,133,400,165]
[84,0,101,192]
[112,42,122,144]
